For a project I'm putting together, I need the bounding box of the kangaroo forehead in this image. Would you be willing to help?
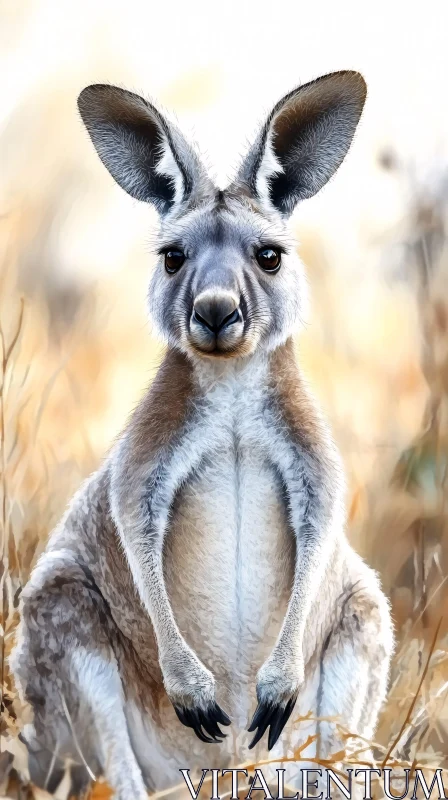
[159,193,287,253]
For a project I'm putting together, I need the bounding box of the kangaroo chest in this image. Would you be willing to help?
[163,367,295,720]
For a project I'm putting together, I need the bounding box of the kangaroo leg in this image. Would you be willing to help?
[11,550,148,800]
[316,577,393,765]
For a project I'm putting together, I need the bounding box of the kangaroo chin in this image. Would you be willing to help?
[11,71,393,800]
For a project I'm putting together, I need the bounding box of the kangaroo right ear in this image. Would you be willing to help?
[234,71,367,216]
[78,84,211,216]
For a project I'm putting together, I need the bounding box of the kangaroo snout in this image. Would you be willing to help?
[193,294,240,334]
[190,292,243,355]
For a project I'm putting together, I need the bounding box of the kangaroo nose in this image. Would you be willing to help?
[193,294,240,334]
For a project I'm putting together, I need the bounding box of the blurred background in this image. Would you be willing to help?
[1,0,448,796]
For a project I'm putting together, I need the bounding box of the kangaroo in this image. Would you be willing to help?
[11,72,393,799]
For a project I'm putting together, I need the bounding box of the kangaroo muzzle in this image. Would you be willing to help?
[189,291,244,355]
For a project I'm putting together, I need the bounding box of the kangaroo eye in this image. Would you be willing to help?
[164,249,185,274]
[256,247,281,273]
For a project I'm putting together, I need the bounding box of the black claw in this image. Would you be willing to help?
[213,702,231,726]
[174,705,192,728]
[248,701,268,732]
[198,709,225,742]
[268,693,297,750]
[248,702,276,749]
[188,708,217,743]
[183,708,198,731]
[173,702,231,744]
[194,724,216,743]
[248,692,298,751]
[267,709,284,751]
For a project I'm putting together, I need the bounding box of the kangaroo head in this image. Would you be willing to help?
[78,72,366,360]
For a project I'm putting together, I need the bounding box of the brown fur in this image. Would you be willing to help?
[127,348,195,458]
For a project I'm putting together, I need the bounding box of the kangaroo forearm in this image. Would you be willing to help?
[109,412,210,656]
[272,439,342,660]
[278,535,333,654]
[121,535,183,648]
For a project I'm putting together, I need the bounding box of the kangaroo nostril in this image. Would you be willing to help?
[220,309,240,329]
[193,309,215,332]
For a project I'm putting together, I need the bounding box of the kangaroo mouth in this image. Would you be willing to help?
[189,335,245,358]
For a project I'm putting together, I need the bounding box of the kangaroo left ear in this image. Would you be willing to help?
[233,71,367,216]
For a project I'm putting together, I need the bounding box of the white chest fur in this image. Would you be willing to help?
[163,356,295,725]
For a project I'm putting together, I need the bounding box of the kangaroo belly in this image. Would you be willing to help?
[164,450,294,724]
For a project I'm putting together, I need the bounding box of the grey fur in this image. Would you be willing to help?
[11,72,393,800]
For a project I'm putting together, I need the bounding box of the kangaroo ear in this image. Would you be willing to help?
[234,71,367,216]
[78,84,211,216]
